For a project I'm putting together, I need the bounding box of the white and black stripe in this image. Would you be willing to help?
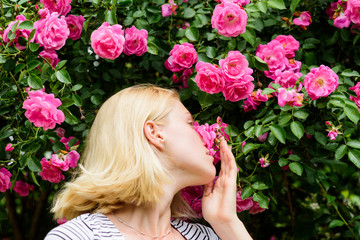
[45,213,220,240]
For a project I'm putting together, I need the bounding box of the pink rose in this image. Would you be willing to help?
[349,82,360,95]
[285,59,302,73]
[22,89,65,131]
[34,12,70,50]
[242,90,271,112]
[274,35,299,58]
[350,95,360,109]
[193,122,217,156]
[181,185,203,217]
[195,61,225,94]
[49,154,69,171]
[60,136,79,151]
[345,0,360,24]
[304,65,339,100]
[65,150,80,168]
[256,40,288,80]
[293,11,312,29]
[161,0,177,17]
[211,0,248,37]
[0,168,12,192]
[5,143,14,152]
[241,141,246,152]
[249,200,267,214]
[259,157,270,168]
[222,80,254,102]
[273,70,302,89]
[14,180,34,197]
[219,51,253,81]
[54,127,66,137]
[39,158,65,183]
[39,50,60,68]
[327,129,338,140]
[90,22,125,60]
[236,191,254,212]
[65,15,85,41]
[123,26,148,56]
[325,121,332,126]
[38,8,50,18]
[40,0,72,16]
[258,132,269,142]
[334,12,351,28]
[2,15,34,51]
[277,88,303,107]
[165,43,198,72]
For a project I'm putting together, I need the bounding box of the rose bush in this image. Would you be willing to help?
[1,0,360,239]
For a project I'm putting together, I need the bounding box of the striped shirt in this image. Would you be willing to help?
[44,213,220,240]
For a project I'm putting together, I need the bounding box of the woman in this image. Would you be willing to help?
[45,84,252,240]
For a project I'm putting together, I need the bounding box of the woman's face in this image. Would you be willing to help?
[162,100,216,186]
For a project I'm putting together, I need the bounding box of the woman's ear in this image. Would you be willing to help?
[144,120,165,151]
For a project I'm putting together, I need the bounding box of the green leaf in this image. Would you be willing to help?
[252,56,269,71]
[105,8,117,25]
[347,140,360,149]
[341,69,360,77]
[240,186,253,200]
[293,110,309,120]
[56,60,67,70]
[133,10,145,18]
[147,42,159,55]
[261,88,276,95]
[329,220,344,229]
[344,104,360,124]
[27,156,42,172]
[254,125,264,138]
[290,0,300,13]
[30,171,40,187]
[278,158,288,167]
[255,2,268,13]
[348,149,360,169]
[253,182,269,190]
[135,19,149,30]
[314,132,327,146]
[73,123,86,132]
[269,124,286,144]
[71,84,83,91]
[242,143,260,155]
[198,91,214,109]
[289,162,303,176]
[18,21,33,29]
[205,46,216,59]
[27,74,43,89]
[28,60,41,71]
[184,8,196,18]
[253,192,269,209]
[240,28,256,46]
[91,95,102,106]
[244,120,254,129]
[62,98,75,107]
[62,108,79,125]
[29,42,40,52]
[290,121,304,139]
[335,144,347,160]
[278,114,291,126]
[185,27,199,41]
[72,94,83,107]
[117,0,133,7]
[267,0,286,10]
[15,63,26,74]
[56,69,72,84]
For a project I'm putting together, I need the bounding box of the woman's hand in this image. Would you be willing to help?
[201,138,238,224]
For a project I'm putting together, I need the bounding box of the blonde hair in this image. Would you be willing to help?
[52,84,197,220]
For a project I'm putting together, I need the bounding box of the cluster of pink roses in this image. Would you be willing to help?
[165,42,198,88]
[193,117,230,165]
[91,23,148,60]
[0,168,34,197]
[39,150,80,183]
[326,0,360,31]
[242,89,272,112]
[195,51,255,102]
[211,0,248,37]
[349,82,360,109]
[22,89,65,131]
[181,182,266,217]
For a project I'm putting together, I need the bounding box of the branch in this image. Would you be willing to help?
[5,191,23,240]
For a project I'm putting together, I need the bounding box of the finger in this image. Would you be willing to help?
[203,180,214,197]
[220,139,235,175]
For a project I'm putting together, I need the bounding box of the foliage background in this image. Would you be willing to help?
[0,0,360,239]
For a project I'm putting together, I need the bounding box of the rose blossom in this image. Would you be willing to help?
[345,0,360,24]
[39,50,60,68]
[165,43,198,72]
[22,89,65,131]
[293,11,312,29]
[249,200,267,214]
[40,0,72,16]
[219,51,253,81]
[5,143,14,152]
[325,121,332,127]
[327,129,338,140]
[258,132,269,142]
[65,15,85,41]
[222,80,254,102]
[0,168,12,192]
[274,35,299,58]
[285,59,302,73]
[303,65,339,100]
[60,136,79,151]
[38,8,50,18]
[2,15,34,51]
[273,69,302,89]
[195,61,225,94]
[277,88,303,107]
[334,12,351,28]
[181,185,203,217]
[256,40,288,80]
[65,150,80,168]
[259,157,270,168]
[39,158,65,183]
[90,22,125,60]
[236,191,254,212]
[242,90,271,112]
[123,26,148,56]
[349,82,360,95]
[350,95,360,109]
[161,0,177,17]
[211,0,248,37]
[14,180,34,197]
[193,122,217,156]
[34,12,70,50]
